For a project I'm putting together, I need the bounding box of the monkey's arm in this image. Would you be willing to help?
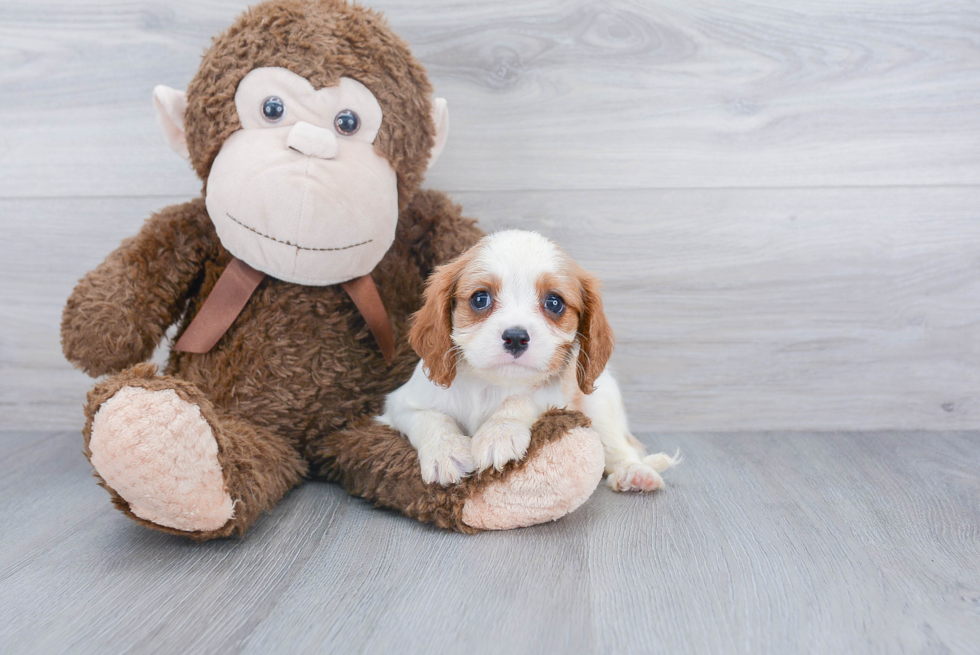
[397,189,485,278]
[61,198,218,377]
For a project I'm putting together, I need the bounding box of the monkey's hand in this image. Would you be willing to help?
[61,199,217,377]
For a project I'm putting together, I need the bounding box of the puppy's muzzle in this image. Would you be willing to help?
[502,327,530,358]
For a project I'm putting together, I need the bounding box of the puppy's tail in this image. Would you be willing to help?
[642,449,682,472]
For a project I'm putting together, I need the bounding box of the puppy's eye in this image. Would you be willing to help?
[262,96,285,122]
[470,290,492,311]
[544,294,565,315]
[334,109,360,135]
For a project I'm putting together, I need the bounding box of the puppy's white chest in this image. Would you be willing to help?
[444,376,565,436]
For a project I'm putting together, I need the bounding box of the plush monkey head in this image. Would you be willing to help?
[152,0,449,285]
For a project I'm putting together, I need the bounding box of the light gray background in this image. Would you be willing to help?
[1,1,978,653]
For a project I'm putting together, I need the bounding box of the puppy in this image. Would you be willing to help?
[379,230,679,490]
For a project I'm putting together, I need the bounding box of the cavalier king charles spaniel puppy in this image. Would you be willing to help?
[379,230,678,490]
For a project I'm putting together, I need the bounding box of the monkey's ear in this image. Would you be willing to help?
[426,98,449,171]
[152,85,190,160]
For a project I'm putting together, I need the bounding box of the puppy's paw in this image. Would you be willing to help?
[471,419,532,472]
[606,461,666,493]
[418,434,476,486]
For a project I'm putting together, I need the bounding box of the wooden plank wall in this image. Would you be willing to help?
[1,0,978,431]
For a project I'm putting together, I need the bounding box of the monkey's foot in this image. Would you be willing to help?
[313,408,603,533]
[89,385,234,532]
[462,424,604,530]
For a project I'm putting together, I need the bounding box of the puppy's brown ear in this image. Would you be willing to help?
[577,271,615,394]
[409,258,463,387]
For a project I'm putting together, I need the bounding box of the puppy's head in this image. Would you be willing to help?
[409,230,614,392]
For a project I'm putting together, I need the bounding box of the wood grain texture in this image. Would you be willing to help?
[0,0,979,197]
[2,1,979,653]
[0,429,977,653]
[2,0,979,431]
[5,187,978,432]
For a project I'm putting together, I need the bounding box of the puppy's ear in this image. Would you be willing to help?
[409,258,463,387]
[577,271,615,394]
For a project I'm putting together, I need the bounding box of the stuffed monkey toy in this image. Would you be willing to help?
[61,0,606,540]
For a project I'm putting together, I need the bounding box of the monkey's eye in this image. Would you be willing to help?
[334,109,360,135]
[262,96,285,122]
[544,294,565,316]
[470,290,492,311]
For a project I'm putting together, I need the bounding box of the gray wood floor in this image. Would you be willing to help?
[2,1,980,653]
[1,429,978,654]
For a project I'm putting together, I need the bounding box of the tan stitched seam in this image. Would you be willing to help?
[225,213,373,252]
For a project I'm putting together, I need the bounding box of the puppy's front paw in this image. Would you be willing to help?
[606,461,666,493]
[418,434,475,486]
[471,419,532,472]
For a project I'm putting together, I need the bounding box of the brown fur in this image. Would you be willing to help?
[65,188,484,536]
[407,252,474,388]
[184,0,434,209]
[61,199,217,378]
[575,268,615,394]
[315,408,592,533]
[82,363,308,541]
[61,0,598,539]
[536,272,582,333]
[452,273,502,336]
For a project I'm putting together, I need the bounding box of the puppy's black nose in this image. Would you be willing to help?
[502,327,530,357]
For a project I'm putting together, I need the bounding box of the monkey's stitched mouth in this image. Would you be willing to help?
[225,213,372,252]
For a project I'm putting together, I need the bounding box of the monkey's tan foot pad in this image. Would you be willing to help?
[89,386,234,532]
[461,426,604,530]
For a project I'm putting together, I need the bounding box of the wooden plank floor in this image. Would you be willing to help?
[1,429,977,654]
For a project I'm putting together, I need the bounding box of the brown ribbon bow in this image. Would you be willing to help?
[174,258,395,365]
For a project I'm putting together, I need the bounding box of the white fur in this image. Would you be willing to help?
[379,230,679,488]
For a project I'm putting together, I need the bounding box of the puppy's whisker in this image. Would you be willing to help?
[575,332,591,361]
[446,345,464,374]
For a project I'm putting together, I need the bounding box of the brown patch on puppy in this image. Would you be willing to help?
[455,274,501,308]
[574,267,615,394]
[536,271,582,335]
[536,256,609,394]
[453,271,501,331]
[408,249,479,387]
